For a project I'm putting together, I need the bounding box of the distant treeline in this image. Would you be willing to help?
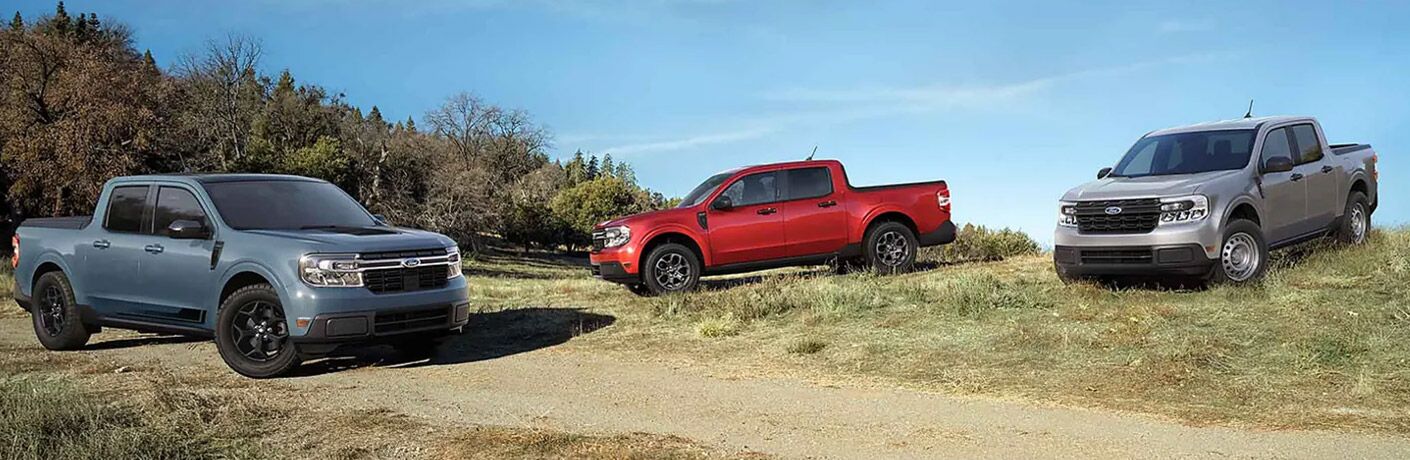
[0,2,672,253]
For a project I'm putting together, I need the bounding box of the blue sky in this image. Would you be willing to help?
[17,0,1408,243]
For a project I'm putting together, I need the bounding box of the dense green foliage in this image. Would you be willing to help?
[0,3,667,252]
[921,224,1041,263]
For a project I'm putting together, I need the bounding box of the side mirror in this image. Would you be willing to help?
[166,219,211,239]
[1097,167,1113,179]
[711,196,734,211]
[1263,156,1294,174]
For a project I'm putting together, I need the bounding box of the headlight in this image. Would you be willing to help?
[446,246,463,280]
[1158,195,1209,225]
[602,225,631,248]
[299,254,362,287]
[1058,201,1078,227]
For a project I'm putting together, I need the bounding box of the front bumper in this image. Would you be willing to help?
[589,243,641,284]
[1054,243,1214,276]
[1054,221,1222,259]
[293,301,471,345]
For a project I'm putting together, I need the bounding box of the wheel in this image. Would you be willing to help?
[625,283,654,296]
[31,271,91,351]
[1206,220,1269,285]
[215,284,300,378]
[641,243,701,295]
[1335,191,1371,245]
[863,221,918,274]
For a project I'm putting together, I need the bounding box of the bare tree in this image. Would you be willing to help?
[171,34,264,171]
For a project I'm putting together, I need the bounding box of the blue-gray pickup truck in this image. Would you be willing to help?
[12,174,471,378]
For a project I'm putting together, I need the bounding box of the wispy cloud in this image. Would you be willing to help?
[1158,19,1214,34]
[585,53,1231,156]
[603,127,776,156]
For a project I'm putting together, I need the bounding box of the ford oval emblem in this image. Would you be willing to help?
[1104,206,1123,215]
[401,258,422,268]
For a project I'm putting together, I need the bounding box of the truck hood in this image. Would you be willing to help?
[1062,170,1244,201]
[243,226,454,252]
[596,208,690,229]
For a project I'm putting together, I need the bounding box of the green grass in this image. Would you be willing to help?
[467,228,1410,433]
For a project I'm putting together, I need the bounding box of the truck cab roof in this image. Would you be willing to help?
[108,173,324,186]
[1147,116,1314,137]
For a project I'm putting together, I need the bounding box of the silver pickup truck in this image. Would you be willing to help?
[1055,116,1379,284]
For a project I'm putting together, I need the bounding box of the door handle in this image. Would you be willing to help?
[1290,173,1304,182]
[817,200,837,208]
[92,240,110,249]
[756,207,777,215]
[144,244,164,254]
[1322,165,1334,174]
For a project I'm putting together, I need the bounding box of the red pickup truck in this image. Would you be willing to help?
[590,159,955,295]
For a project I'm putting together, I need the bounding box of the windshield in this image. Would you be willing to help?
[204,180,379,230]
[677,172,734,208]
[1111,129,1256,178]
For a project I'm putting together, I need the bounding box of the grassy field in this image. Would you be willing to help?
[467,228,1410,433]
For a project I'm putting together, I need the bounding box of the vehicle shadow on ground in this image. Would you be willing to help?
[86,334,206,350]
[291,307,616,377]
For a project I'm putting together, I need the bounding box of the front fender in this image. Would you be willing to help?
[639,224,711,267]
[214,260,291,312]
[1220,194,1265,230]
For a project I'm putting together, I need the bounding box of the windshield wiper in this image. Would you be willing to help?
[299,225,344,230]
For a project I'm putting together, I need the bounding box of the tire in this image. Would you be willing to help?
[31,271,91,351]
[1335,191,1371,245]
[641,243,701,295]
[863,221,918,274]
[215,284,300,378]
[1206,219,1269,285]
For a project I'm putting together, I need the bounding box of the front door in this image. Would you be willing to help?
[781,166,849,257]
[77,184,152,316]
[707,170,786,266]
[134,185,219,326]
[1257,127,1307,243]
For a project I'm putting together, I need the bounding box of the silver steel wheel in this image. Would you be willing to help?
[1221,232,1261,282]
[653,252,691,291]
[1349,203,1368,244]
[875,231,910,267]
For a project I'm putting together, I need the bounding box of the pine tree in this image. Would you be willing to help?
[86,11,98,30]
[10,11,22,30]
[404,116,416,133]
[142,49,157,69]
[585,155,600,180]
[53,1,70,32]
[600,154,616,179]
[564,150,587,185]
[367,106,384,125]
[74,13,87,36]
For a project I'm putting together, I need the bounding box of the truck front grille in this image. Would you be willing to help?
[1075,199,1161,234]
[374,306,450,334]
[364,265,449,294]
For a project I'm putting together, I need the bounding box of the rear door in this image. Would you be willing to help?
[1256,127,1307,243]
[77,184,153,316]
[134,185,220,325]
[1289,123,1339,231]
[706,170,786,266]
[781,166,849,257]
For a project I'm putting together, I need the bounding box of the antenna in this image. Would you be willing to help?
[806,145,817,161]
[1243,99,1254,119]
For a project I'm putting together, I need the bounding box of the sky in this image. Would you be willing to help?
[15,0,1409,244]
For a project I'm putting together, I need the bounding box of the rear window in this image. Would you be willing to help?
[104,186,149,233]
[1290,124,1323,164]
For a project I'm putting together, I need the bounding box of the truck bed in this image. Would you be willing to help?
[1331,143,1372,155]
[20,216,93,230]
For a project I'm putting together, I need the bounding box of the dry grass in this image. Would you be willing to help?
[466,228,1410,433]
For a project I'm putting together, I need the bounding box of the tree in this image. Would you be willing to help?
[600,153,615,179]
[549,177,648,246]
[171,34,265,171]
[9,12,21,31]
[585,155,599,180]
[564,150,587,185]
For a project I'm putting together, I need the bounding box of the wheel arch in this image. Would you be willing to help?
[862,209,919,238]
[638,228,707,269]
[1223,197,1262,228]
[215,261,287,312]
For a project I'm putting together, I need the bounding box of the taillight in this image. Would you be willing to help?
[936,188,952,212]
[1371,153,1379,181]
[10,235,17,269]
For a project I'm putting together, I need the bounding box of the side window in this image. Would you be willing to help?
[154,187,207,234]
[720,172,778,207]
[1290,124,1323,164]
[1259,128,1294,170]
[104,185,150,233]
[784,167,833,201]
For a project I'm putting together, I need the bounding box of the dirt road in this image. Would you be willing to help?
[4,314,1408,459]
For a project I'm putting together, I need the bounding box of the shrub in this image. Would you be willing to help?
[923,224,1039,264]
